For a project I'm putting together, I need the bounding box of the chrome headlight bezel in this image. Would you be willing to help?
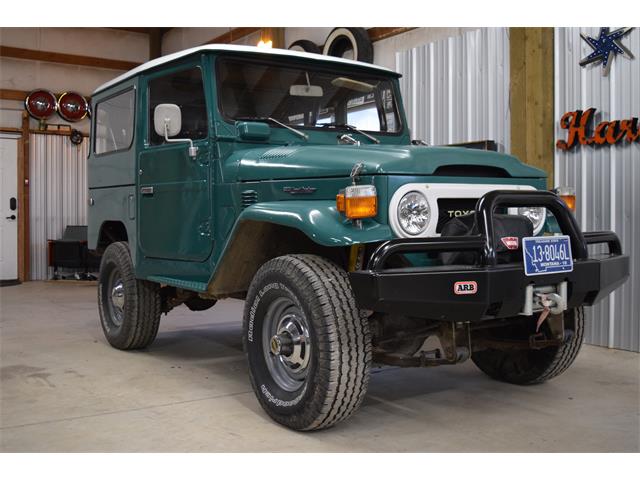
[516,206,547,235]
[397,190,431,236]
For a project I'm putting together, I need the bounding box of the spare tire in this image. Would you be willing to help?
[322,27,373,63]
[288,39,321,54]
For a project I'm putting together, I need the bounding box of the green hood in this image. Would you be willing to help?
[229,144,546,181]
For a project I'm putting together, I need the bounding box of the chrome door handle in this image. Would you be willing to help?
[140,186,154,195]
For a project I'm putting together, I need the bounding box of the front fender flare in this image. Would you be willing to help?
[239,200,392,246]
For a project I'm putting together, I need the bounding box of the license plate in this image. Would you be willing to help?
[522,235,573,276]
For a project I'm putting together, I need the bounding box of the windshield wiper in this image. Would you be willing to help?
[235,116,308,141]
[316,122,380,144]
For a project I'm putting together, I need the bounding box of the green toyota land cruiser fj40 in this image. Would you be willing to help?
[88,45,629,431]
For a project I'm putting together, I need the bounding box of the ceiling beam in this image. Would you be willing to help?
[106,27,153,35]
[204,27,262,45]
[0,46,140,71]
[368,27,418,42]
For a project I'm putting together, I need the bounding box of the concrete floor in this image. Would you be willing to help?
[0,281,638,452]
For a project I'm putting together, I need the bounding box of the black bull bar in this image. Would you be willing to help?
[349,190,629,321]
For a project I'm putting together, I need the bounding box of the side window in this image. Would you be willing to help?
[94,89,135,155]
[148,67,207,145]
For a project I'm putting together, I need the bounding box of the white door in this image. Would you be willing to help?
[0,134,19,281]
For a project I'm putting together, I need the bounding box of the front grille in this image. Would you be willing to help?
[241,190,258,208]
[436,198,478,232]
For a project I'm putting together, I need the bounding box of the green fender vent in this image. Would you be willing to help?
[241,190,258,208]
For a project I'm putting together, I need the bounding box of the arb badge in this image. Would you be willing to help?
[454,281,478,295]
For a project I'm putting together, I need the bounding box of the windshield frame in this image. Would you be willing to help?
[214,53,406,137]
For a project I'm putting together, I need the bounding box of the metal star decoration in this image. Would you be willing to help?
[579,27,634,76]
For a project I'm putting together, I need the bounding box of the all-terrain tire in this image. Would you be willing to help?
[243,254,372,431]
[98,242,161,350]
[472,307,585,385]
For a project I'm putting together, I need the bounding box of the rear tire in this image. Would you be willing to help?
[472,307,585,385]
[243,254,371,431]
[98,242,161,350]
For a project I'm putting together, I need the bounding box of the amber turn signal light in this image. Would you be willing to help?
[561,194,576,212]
[344,185,377,219]
[336,191,345,212]
[554,186,576,212]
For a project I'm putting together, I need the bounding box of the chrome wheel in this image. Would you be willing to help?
[262,297,311,392]
[108,270,125,327]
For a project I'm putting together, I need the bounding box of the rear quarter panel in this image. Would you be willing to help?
[87,185,137,264]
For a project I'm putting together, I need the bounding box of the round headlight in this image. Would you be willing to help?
[398,191,431,235]
[518,206,546,235]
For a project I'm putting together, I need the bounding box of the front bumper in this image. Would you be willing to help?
[349,190,630,322]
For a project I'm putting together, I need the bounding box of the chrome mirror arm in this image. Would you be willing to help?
[164,121,198,158]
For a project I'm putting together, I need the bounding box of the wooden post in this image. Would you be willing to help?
[149,28,163,60]
[18,111,30,282]
[510,28,554,188]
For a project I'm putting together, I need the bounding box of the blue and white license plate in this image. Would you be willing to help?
[522,235,574,276]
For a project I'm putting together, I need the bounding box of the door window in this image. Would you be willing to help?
[148,67,208,145]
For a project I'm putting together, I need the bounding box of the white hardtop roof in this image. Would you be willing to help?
[93,44,398,95]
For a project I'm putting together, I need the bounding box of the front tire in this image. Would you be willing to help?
[98,242,161,350]
[472,307,585,385]
[243,254,371,431]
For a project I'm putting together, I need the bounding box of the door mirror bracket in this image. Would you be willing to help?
[153,104,198,158]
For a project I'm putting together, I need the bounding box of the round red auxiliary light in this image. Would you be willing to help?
[57,91,89,122]
[25,89,57,120]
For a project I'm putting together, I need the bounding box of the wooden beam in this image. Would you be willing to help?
[0,89,28,101]
[0,46,140,71]
[149,28,163,60]
[0,127,22,134]
[368,27,418,42]
[1,88,91,103]
[204,27,262,45]
[106,27,154,35]
[18,111,30,282]
[510,27,554,188]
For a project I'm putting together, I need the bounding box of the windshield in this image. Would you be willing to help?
[217,56,402,134]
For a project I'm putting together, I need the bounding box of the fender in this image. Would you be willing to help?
[204,200,393,297]
[240,200,392,246]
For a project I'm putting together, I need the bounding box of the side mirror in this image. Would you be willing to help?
[154,103,182,137]
[153,103,198,158]
[236,121,271,141]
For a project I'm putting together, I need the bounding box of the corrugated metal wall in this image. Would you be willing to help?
[29,133,89,280]
[396,28,510,152]
[554,27,640,352]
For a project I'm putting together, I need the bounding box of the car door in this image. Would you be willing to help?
[138,63,213,262]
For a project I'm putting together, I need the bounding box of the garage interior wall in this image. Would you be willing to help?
[29,134,89,280]
[554,27,640,352]
[0,28,150,133]
[396,28,510,151]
